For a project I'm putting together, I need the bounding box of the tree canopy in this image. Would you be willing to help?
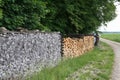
[0,0,119,34]
[42,0,117,34]
[0,0,48,30]
[0,0,2,19]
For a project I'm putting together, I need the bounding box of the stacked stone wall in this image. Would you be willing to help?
[0,32,94,79]
[0,32,61,79]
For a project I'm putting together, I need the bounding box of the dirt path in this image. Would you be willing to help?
[100,38,120,80]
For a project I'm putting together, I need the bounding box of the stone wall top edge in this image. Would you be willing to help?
[0,31,61,35]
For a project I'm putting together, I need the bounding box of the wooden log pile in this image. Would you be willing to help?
[63,36,94,58]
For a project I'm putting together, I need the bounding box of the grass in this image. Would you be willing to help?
[26,42,114,80]
[101,33,120,42]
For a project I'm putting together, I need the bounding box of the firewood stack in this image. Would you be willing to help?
[63,36,94,58]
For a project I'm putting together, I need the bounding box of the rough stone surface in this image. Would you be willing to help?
[0,32,61,79]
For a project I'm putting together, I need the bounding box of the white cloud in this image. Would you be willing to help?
[99,3,120,32]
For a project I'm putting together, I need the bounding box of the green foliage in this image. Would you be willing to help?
[0,0,2,19]
[0,0,48,30]
[0,0,119,33]
[42,0,117,34]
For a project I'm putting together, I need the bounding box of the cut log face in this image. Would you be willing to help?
[63,36,94,58]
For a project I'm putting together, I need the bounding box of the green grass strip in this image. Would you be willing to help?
[26,42,114,80]
[101,33,120,42]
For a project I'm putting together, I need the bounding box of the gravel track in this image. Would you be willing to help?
[100,38,120,80]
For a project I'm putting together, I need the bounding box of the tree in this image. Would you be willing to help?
[0,0,2,19]
[42,0,117,34]
[0,0,119,34]
[42,0,77,34]
[0,0,48,30]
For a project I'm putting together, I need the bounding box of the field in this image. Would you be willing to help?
[26,42,114,80]
[101,33,120,42]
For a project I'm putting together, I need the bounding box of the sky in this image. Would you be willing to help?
[98,2,120,32]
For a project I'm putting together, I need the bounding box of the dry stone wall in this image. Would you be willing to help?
[63,36,94,58]
[0,32,61,80]
[0,32,94,80]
